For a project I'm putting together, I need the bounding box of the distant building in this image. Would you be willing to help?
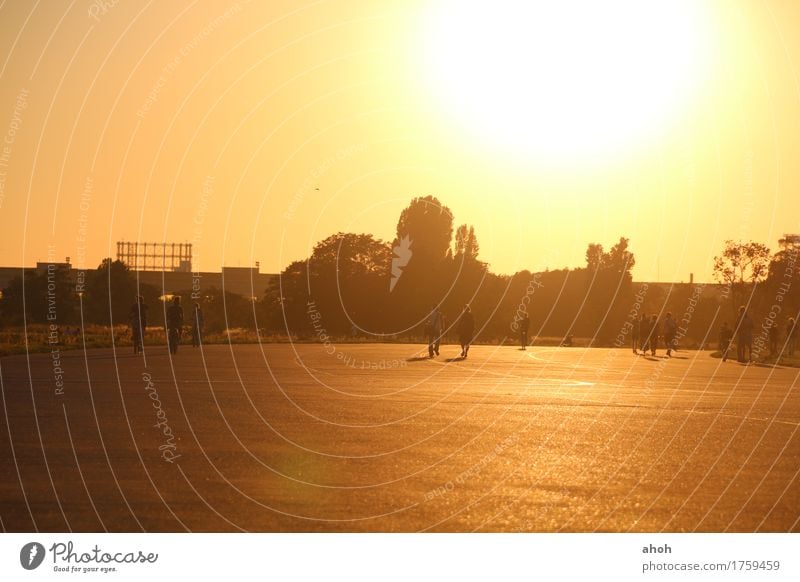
[0,257,275,300]
[638,280,729,302]
[132,265,273,299]
[116,241,274,297]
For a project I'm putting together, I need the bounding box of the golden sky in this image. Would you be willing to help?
[0,0,799,282]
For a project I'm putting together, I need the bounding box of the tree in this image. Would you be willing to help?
[763,237,800,325]
[0,267,77,326]
[585,238,635,275]
[262,260,309,333]
[84,259,138,325]
[713,240,770,312]
[454,224,480,261]
[263,233,392,335]
[310,232,391,279]
[582,237,636,343]
[311,233,391,334]
[396,195,453,265]
[585,243,604,271]
[186,286,257,333]
[390,196,455,326]
[605,237,636,275]
[0,271,41,325]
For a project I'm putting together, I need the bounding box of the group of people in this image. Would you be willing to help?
[719,307,797,363]
[425,304,475,359]
[128,295,204,355]
[432,309,681,358]
[630,312,679,358]
[127,298,797,363]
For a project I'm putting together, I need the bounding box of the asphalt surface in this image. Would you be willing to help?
[1,343,798,532]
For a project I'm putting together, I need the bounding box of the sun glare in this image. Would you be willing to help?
[422,0,711,164]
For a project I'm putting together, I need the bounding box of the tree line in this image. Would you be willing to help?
[2,197,798,349]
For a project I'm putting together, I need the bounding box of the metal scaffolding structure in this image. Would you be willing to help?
[116,241,192,272]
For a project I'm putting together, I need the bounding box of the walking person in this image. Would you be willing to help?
[649,314,659,357]
[129,295,148,354]
[520,313,530,350]
[663,312,677,357]
[639,313,650,354]
[457,304,475,358]
[640,313,651,355]
[719,322,732,362]
[166,296,184,355]
[631,313,641,354]
[191,302,204,348]
[735,306,754,363]
[426,305,443,358]
[768,321,780,358]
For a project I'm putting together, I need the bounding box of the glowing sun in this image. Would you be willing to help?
[422,0,712,163]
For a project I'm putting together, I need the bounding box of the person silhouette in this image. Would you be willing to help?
[129,295,148,354]
[632,313,641,354]
[426,305,443,358]
[663,312,677,357]
[640,313,651,355]
[457,304,475,358]
[719,322,732,362]
[649,314,659,357]
[520,313,530,350]
[166,296,184,355]
[191,303,204,348]
[768,320,779,357]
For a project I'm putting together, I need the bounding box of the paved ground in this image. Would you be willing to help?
[0,343,798,532]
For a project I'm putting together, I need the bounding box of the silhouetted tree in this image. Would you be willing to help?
[391,196,454,328]
[255,199,649,346]
[605,237,636,275]
[713,240,770,314]
[585,243,604,272]
[582,237,636,343]
[1,271,41,325]
[84,259,138,325]
[396,195,453,265]
[176,286,258,333]
[444,224,489,329]
[762,238,800,331]
[264,233,391,335]
[262,260,309,333]
[0,267,77,326]
[454,224,480,261]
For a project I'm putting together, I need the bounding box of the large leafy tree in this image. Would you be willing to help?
[395,195,453,265]
[586,238,635,275]
[454,224,480,261]
[84,259,139,325]
[763,237,800,323]
[391,196,454,326]
[1,271,43,325]
[446,224,488,320]
[585,243,604,272]
[1,267,77,326]
[582,237,636,342]
[264,233,391,335]
[713,240,770,313]
[605,237,636,276]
